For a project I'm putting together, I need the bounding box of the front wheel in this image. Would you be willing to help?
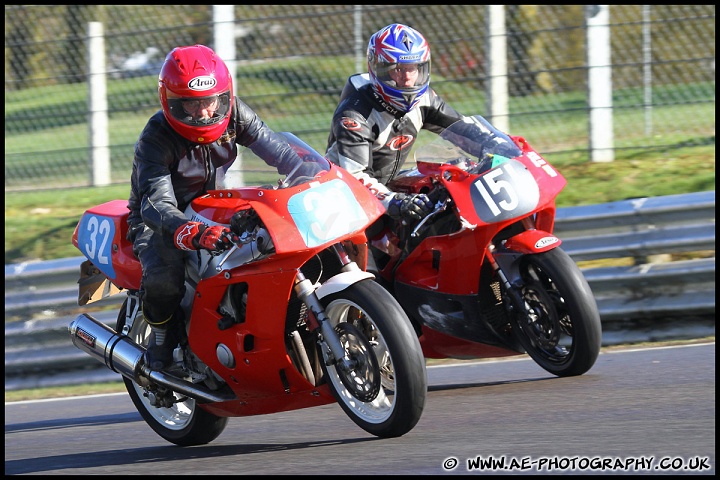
[320,280,427,438]
[509,248,602,377]
[116,298,228,446]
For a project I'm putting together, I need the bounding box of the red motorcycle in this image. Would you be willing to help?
[368,116,602,377]
[69,133,427,446]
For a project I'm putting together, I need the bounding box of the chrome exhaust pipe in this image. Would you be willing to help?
[69,313,235,403]
[69,313,143,379]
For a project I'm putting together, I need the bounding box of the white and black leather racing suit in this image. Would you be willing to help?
[325,73,467,209]
[127,97,302,324]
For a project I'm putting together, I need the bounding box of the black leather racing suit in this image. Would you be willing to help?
[127,97,301,325]
[325,73,466,204]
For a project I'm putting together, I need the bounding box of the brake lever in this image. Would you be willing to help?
[215,229,256,271]
[410,198,449,238]
[215,244,238,271]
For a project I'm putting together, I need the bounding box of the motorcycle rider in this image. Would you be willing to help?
[127,44,303,371]
[326,23,477,225]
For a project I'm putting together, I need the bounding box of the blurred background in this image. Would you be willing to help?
[4,5,715,191]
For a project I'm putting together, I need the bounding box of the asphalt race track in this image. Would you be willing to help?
[5,342,715,475]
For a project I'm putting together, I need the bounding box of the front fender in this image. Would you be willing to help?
[315,270,375,299]
[503,229,561,254]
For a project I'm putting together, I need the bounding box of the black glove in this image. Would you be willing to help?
[230,209,260,236]
[387,193,434,223]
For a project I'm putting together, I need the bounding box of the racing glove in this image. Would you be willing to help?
[174,221,238,252]
[230,209,260,237]
[386,193,434,223]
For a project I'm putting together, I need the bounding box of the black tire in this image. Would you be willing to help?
[320,280,427,438]
[116,298,228,446]
[510,248,602,377]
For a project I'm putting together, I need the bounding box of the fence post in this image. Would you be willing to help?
[586,5,615,162]
[213,5,236,95]
[87,21,111,186]
[642,5,654,136]
[213,6,243,187]
[486,5,510,134]
[354,6,364,74]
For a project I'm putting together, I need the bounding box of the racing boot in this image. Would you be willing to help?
[143,309,183,371]
[145,327,175,371]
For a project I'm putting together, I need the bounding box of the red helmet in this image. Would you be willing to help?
[158,45,233,144]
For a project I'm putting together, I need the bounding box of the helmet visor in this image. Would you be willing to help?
[374,61,430,91]
[167,91,232,127]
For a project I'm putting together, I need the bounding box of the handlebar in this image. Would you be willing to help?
[410,197,450,238]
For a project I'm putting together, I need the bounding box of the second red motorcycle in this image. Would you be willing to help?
[368,115,602,377]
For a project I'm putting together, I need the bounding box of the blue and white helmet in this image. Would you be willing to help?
[367,23,431,113]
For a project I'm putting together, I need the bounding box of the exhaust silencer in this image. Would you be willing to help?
[68,313,237,403]
[69,313,143,380]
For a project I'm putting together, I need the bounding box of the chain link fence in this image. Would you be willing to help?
[4,5,715,191]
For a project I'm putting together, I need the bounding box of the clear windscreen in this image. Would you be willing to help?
[415,115,522,169]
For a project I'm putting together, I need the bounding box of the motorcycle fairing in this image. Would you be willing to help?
[72,199,142,291]
[444,155,566,227]
[187,262,335,408]
[286,179,370,248]
[418,325,524,359]
[468,159,540,223]
[396,282,504,343]
[392,228,487,296]
[196,165,385,254]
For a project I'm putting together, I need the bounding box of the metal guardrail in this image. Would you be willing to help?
[555,190,716,322]
[4,191,715,391]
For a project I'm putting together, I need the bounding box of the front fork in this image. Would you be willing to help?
[485,217,534,318]
[292,243,362,373]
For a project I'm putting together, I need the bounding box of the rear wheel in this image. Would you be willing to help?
[320,280,427,438]
[116,298,228,446]
[509,248,602,377]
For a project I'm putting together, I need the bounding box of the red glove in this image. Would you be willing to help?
[174,221,237,252]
